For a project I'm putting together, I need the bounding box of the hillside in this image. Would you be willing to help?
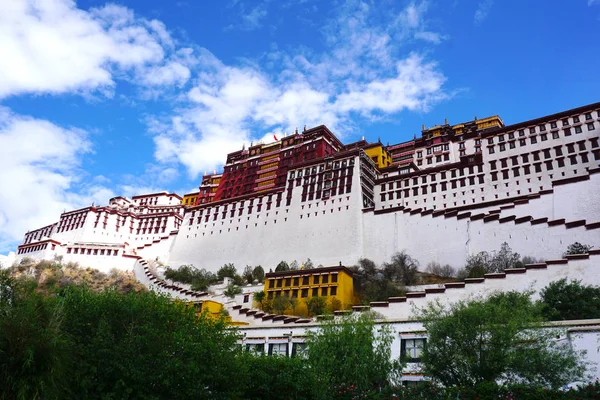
[6,256,147,294]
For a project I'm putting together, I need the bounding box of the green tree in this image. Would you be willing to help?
[303,258,314,269]
[238,354,327,399]
[305,296,328,316]
[289,260,299,270]
[417,291,586,388]
[217,263,237,281]
[306,313,402,396]
[383,251,419,285]
[352,258,405,304]
[252,265,265,283]
[224,284,243,298]
[0,271,69,400]
[272,295,292,314]
[253,290,266,308]
[242,266,254,284]
[275,261,289,272]
[540,279,600,321]
[61,286,242,399]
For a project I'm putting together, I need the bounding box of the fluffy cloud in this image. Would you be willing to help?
[151,1,449,178]
[0,0,188,99]
[0,107,113,252]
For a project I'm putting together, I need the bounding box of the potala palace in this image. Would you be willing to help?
[12,101,600,382]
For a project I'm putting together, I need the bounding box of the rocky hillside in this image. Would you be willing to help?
[6,257,147,294]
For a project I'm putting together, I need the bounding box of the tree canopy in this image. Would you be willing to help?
[417,291,586,388]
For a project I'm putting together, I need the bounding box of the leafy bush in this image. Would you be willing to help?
[564,242,593,256]
[352,257,407,304]
[223,284,243,298]
[306,313,402,397]
[540,279,600,321]
[458,242,538,278]
[416,291,586,388]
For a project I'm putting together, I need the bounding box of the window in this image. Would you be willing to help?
[539,124,546,131]
[530,137,537,144]
[509,141,516,149]
[518,129,525,137]
[499,143,506,152]
[508,132,514,140]
[550,121,557,129]
[587,123,595,131]
[489,147,495,154]
[488,138,494,144]
[401,338,426,362]
[557,158,565,168]
[579,142,586,151]
[541,134,547,141]
[269,343,288,357]
[246,343,265,354]
[291,343,307,358]
[575,126,582,134]
[562,118,570,126]
[529,127,536,134]
[573,116,580,123]
[552,131,560,139]
[417,151,422,158]
[302,276,309,285]
[564,128,572,136]
[330,286,337,296]
[498,135,505,142]
[313,275,319,284]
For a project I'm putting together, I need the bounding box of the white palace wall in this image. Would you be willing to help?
[362,172,600,269]
[167,157,366,270]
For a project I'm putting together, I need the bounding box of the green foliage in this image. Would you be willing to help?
[242,266,254,284]
[352,258,406,304]
[275,261,289,272]
[328,296,342,313]
[237,354,327,400]
[305,296,328,316]
[0,271,69,400]
[0,273,245,400]
[252,265,265,283]
[217,263,237,280]
[252,290,266,306]
[564,242,593,256]
[289,260,299,270]
[165,264,217,291]
[306,313,402,396]
[394,381,600,400]
[458,242,536,279]
[382,251,419,285]
[540,279,600,321]
[271,295,292,314]
[224,284,243,298]
[61,286,242,399]
[303,258,314,269]
[417,291,586,388]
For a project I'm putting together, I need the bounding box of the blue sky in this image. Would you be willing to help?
[0,0,599,255]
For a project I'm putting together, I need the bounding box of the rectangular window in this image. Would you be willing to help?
[401,338,426,362]
[246,343,265,354]
[312,287,318,297]
[321,287,328,296]
[530,137,537,144]
[291,343,307,358]
[269,343,288,357]
[313,275,319,285]
[587,123,595,131]
[575,126,582,134]
[552,131,560,139]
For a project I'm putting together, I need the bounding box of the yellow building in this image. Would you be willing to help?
[182,191,199,207]
[363,143,393,168]
[263,266,354,316]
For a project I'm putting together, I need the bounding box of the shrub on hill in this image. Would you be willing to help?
[564,242,593,257]
[457,242,541,279]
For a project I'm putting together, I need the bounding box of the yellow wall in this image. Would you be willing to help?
[262,268,354,316]
[364,145,393,168]
[182,193,198,206]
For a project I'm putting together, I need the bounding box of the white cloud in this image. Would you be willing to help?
[0,107,112,253]
[589,0,600,5]
[474,0,494,25]
[0,0,188,99]
[150,1,450,178]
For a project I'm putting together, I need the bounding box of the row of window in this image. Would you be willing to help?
[17,242,55,254]
[66,247,120,256]
[490,140,596,170]
[490,153,596,181]
[267,273,339,288]
[24,225,56,243]
[488,123,595,154]
[266,286,339,299]
[380,165,485,193]
[243,337,426,361]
